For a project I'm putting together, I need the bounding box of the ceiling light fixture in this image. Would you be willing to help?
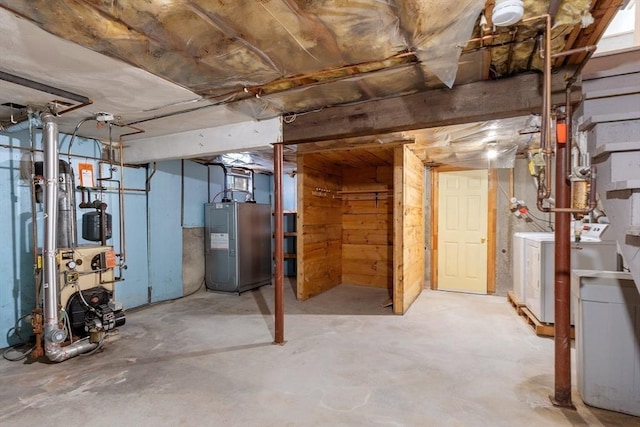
[486,142,499,160]
[492,0,525,27]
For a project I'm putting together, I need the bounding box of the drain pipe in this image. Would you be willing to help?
[41,112,98,362]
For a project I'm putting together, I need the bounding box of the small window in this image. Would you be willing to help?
[227,168,253,199]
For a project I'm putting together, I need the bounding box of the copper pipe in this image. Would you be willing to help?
[532,14,553,211]
[537,196,551,213]
[273,143,285,345]
[552,45,597,59]
[538,52,598,216]
[551,123,574,409]
[466,31,515,44]
[541,15,553,199]
[564,88,573,183]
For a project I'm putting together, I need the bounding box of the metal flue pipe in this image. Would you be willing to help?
[41,112,98,362]
[41,112,63,346]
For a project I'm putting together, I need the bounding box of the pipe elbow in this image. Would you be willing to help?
[45,340,99,363]
[44,342,67,363]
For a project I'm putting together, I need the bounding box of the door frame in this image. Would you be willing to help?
[430,166,497,294]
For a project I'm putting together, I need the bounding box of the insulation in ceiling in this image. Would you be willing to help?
[0,0,485,119]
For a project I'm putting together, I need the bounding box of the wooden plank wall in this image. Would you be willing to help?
[297,153,343,300]
[341,166,393,291]
[393,146,425,314]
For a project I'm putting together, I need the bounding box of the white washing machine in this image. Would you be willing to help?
[517,225,619,324]
[513,232,554,304]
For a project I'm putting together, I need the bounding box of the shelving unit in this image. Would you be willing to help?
[283,211,297,276]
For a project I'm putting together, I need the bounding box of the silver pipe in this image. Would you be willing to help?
[45,339,99,363]
[117,172,126,272]
[41,113,98,362]
[57,160,77,248]
[41,112,66,350]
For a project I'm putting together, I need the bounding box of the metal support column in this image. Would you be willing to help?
[273,143,284,345]
[551,114,575,409]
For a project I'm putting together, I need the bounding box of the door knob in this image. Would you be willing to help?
[481,237,486,243]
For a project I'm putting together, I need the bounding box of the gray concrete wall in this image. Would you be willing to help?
[495,168,513,296]
[494,158,555,296]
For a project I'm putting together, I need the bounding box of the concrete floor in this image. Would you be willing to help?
[0,282,637,427]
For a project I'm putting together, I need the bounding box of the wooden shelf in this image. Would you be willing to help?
[333,188,393,206]
[335,189,392,195]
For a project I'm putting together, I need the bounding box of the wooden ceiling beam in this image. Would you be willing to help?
[283,69,580,144]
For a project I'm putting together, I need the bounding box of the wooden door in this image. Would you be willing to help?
[436,169,488,294]
[393,146,425,314]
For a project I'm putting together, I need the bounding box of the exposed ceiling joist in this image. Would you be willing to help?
[283,70,582,144]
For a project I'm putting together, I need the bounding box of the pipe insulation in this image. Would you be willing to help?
[41,112,98,362]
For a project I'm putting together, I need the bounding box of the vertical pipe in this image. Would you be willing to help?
[509,168,514,201]
[28,113,40,308]
[565,87,573,179]
[181,159,185,227]
[541,15,553,199]
[552,105,574,408]
[118,141,127,270]
[273,143,285,344]
[41,112,60,336]
[57,160,77,248]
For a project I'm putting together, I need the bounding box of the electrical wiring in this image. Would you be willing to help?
[78,336,105,357]
[3,344,34,362]
[60,308,74,344]
[498,179,553,232]
[526,210,554,231]
[2,313,35,362]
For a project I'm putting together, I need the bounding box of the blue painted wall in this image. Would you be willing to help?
[254,172,273,205]
[182,160,209,228]
[283,174,297,211]
[0,130,37,348]
[147,160,183,303]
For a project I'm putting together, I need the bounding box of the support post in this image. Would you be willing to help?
[273,143,285,345]
[551,118,575,409]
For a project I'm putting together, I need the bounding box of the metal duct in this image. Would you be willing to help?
[34,159,78,249]
[41,111,63,348]
[40,112,98,362]
[57,160,77,248]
